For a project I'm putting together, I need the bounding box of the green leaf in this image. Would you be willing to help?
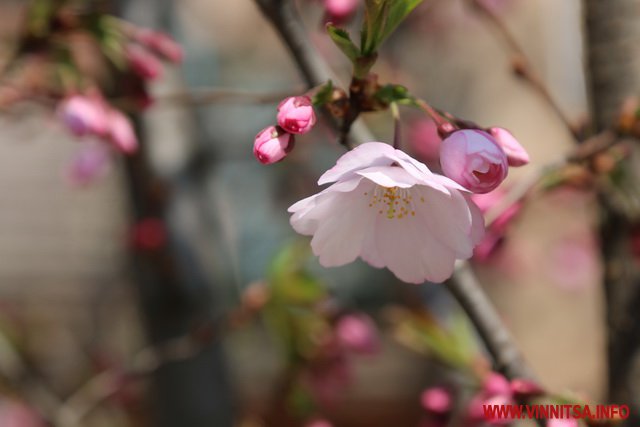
[380,0,424,45]
[312,80,334,106]
[327,25,360,62]
[361,0,425,55]
[375,84,414,105]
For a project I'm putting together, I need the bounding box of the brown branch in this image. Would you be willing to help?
[254,0,541,389]
[253,0,375,147]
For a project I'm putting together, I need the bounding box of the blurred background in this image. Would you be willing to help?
[0,0,629,426]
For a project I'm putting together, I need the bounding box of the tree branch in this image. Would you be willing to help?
[254,0,540,386]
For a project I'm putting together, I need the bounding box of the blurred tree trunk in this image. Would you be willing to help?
[585,0,640,422]
[116,0,235,426]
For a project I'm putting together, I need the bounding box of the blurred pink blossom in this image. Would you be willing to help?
[107,109,139,154]
[335,313,379,355]
[253,125,294,164]
[483,372,511,397]
[547,237,598,292]
[126,44,163,80]
[135,30,183,63]
[58,94,108,137]
[67,141,111,186]
[547,419,579,427]
[440,130,508,194]
[277,96,316,134]
[420,387,452,415]
[471,188,523,261]
[324,0,359,23]
[0,400,44,427]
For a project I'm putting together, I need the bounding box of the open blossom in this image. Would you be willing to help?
[58,95,108,137]
[253,125,294,164]
[440,130,508,194]
[488,127,530,167]
[277,96,316,134]
[288,142,485,284]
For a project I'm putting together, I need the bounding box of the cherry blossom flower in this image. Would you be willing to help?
[488,127,530,167]
[253,125,295,164]
[471,189,522,261]
[440,130,508,194]
[288,142,485,284]
[277,96,316,134]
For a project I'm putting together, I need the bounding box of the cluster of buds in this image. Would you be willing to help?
[253,96,317,164]
[303,312,379,405]
[126,28,183,82]
[421,374,544,427]
[439,127,529,194]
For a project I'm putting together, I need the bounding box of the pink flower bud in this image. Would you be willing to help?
[408,118,441,163]
[324,0,359,21]
[335,313,379,355]
[483,372,511,397]
[277,96,316,134]
[420,387,452,415]
[253,126,294,164]
[135,30,183,63]
[440,130,508,194]
[126,45,163,80]
[58,95,108,137]
[488,127,530,167]
[107,109,138,154]
[509,378,544,399]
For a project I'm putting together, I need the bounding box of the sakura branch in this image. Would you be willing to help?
[466,0,580,139]
[252,0,542,389]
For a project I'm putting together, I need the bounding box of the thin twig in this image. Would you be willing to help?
[484,129,619,226]
[253,0,375,147]
[468,0,580,139]
[153,86,305,106]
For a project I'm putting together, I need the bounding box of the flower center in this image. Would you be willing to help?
[364,186,424,219]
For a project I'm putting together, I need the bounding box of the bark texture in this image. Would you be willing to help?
[585,0,640,422]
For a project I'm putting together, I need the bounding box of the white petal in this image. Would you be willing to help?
[311,181,375,266]
[413,186,477,259]
[356,166,419,188]
[372,213,456,283]
[318,142,396,185]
